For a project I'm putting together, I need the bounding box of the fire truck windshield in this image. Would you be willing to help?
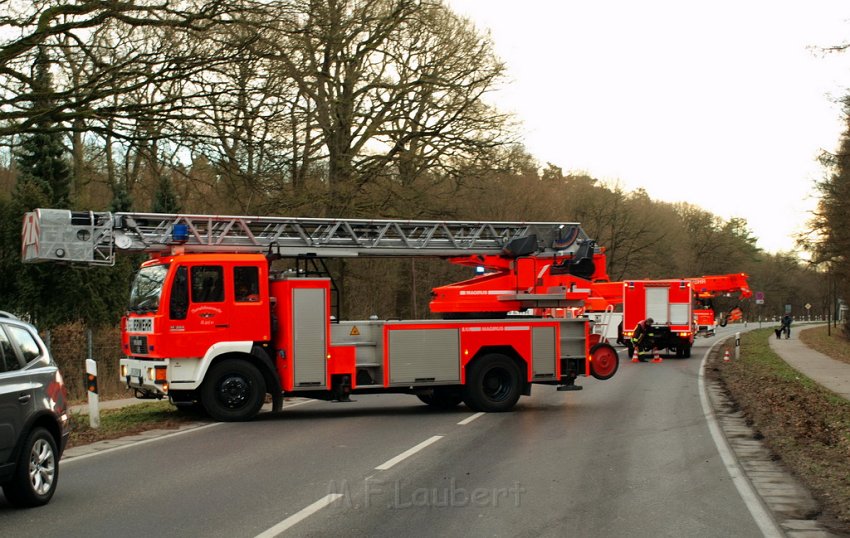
[128,264,170,313]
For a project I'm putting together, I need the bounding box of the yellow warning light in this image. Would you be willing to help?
[464,349,469,356]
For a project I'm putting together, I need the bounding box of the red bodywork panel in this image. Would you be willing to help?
[271,278,331,392]
[430,251,611,315]
[688,273,752,299]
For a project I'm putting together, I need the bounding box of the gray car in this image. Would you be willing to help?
[0,312,70,507]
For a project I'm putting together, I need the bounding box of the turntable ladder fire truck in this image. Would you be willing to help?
[22,208,619,421]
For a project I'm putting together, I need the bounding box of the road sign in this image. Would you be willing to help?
[805,303,811,310]
[755,291,765,305]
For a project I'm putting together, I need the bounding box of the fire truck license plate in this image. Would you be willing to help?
[130,368,141,378]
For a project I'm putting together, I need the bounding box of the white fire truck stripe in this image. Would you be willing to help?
[375,435,443,471]
[457,412,485,425]
[255,494,344,538]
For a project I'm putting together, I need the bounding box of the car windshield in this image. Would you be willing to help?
[128,264,170,313]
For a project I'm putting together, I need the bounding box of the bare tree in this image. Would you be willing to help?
[270,0,511,215]
[0,0,244,139]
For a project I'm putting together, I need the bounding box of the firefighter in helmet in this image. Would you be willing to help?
[631,317,654,356]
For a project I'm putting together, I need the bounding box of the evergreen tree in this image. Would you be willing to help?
[1,47,128,327]
[110,181,134,212]
[152,175,181,213]
[810,101,850,333]
[15,48,71,208]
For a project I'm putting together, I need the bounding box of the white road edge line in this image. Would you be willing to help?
[62,399,316,465]
[255,494,344,538]
[375,435,443,471]
[457,412,485,425]
[698,340,784,538]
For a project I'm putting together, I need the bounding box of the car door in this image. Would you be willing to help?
[7,324,58,411]
[0,325,30,465]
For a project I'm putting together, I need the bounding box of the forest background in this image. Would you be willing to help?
[0,0,844,338]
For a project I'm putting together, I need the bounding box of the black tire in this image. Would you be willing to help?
[3,427,59,507]
[683,345,692,358]
[417,388,463,409]
[719,318,728,327]
[462,354,522,412]
[201,360,266,422]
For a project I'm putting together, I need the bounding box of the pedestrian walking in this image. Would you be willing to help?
[781,314,792,339]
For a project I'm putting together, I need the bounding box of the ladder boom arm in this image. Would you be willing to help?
[22,208,593,265]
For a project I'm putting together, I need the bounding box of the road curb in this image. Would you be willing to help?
[62,421,213,461]
[705,339,844,538]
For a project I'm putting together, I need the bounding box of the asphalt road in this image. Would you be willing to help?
[0,326,768,538]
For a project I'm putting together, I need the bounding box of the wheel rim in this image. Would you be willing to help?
[217,374,251,409]
[482,367,513,402]
[28,439,55,496]
[592,347,617,377]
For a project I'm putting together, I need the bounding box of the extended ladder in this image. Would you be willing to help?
[22,208,592,266]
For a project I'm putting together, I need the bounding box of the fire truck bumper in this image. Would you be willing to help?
[120,358,169,397]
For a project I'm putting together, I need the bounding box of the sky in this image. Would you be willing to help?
[447,0,850,254]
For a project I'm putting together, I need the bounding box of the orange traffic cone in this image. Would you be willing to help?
[631,348,639,363]
[723,349,731,362]
[651,347,663,363]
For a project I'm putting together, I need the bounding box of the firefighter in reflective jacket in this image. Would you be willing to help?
[632,317,654,353]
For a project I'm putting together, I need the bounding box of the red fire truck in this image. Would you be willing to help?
[22,209,620,421]
[620,280,695,359]
[687,274,751,336]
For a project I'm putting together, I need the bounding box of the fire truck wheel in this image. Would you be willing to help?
[417,388,463,409]
[589,343,619,380]
[202,360,266,422]
[683,345,692,358]
[463,354,522,412]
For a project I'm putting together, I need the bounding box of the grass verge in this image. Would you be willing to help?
[709,328,850,529]
[800,324,850,366]
[67,402,207,449]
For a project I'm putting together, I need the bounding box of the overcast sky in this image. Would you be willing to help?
[447,0,850,254]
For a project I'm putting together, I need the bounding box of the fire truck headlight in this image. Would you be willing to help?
[147,367,155,381]
[120,365,128,378]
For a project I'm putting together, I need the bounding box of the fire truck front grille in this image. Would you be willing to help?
[129,335,149,355]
